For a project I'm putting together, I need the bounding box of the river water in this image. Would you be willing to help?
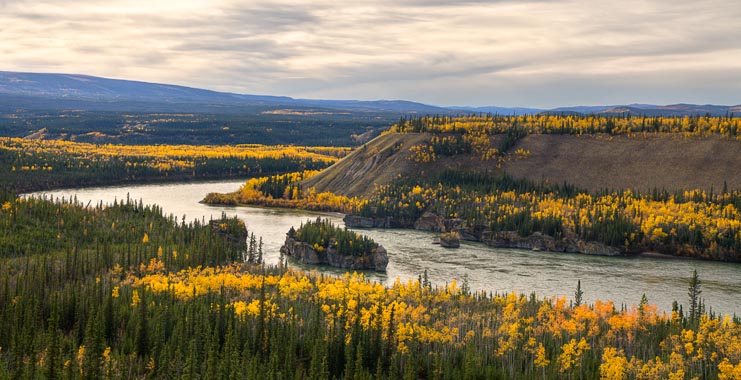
[29,180,741,315]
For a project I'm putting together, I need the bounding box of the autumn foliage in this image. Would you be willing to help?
[0,137,348,192]
[207,113,741,261]
[2,187,741,379]
[391,114,741,138]
[210,168,741,261]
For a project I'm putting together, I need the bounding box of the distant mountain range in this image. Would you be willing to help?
[0,71,451,114]
[1,71,739,116]
[454,103,741,117]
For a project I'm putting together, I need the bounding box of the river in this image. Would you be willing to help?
[29,180,741,315]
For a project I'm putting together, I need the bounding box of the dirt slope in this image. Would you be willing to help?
[507,134,741,192]
[304,132,741,197]
[303,133,504,197]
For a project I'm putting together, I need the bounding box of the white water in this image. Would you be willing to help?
[29,180,741,315]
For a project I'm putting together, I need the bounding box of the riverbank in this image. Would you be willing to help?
[1,137,344,194]
[204,197,625,257]
[639,251,688,260]
[10,172,254,194]
[30,179,741,314]
[344,212,624,257]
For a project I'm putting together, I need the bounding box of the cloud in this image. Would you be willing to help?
[0,0,739,107]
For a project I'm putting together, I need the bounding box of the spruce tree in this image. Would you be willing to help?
[688,269,702,322]
[574,280,584,307]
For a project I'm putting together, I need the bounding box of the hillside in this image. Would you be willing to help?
[0,71,451,114]
[1,71,738,116]
[548,104,741,117]
[507,134,741,192]
[0,71,251,104]
[209,114,741,260]
[305,132,741,197]
[302,133,425,197]
[303,132,505,197]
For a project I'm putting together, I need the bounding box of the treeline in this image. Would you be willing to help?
[397,114,741,165]
[408,126,528,164]
[2,191,741,378]
[0,109,393,146]
[393,114,741,138]
[204,171,351,212]
[291,218,377,257]
[0,138,346,193]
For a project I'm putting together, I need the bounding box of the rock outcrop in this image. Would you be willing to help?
[420,213,623,256]
[575,240,621,256]
[482,231,621,256]
[342,211,623,257]
[439,232,460,248]
[343,215,392,229]
[280,236,389,272]
[414,212,446,232]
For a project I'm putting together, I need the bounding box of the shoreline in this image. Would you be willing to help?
[638,251,692,260]
[41,183,741,264]
[13,174,253,195]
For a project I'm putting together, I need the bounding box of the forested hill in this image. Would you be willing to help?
[305,115,741,197]
[258,114,741,261]
[1,71,739,116]
[0,71,450,114]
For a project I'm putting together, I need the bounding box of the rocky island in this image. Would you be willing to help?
[280,218,388,272]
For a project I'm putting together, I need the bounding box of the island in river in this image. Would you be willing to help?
[280,218,389,272]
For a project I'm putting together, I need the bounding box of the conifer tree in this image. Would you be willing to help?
[688,269,702,322]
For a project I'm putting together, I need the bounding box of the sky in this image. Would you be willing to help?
[1,0,740,108]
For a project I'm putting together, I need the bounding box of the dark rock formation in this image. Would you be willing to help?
[429,213,620,256]
[439,232,460,248]
[575,240,621,256]
[343,215,392,229]
[340,210,623,256]
[482,230,621,256]
[414,212,446,232]
[280,236,389,272]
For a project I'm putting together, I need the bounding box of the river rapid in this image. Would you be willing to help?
[29,180,741,315]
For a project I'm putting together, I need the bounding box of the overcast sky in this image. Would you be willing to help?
[1,0,740,107]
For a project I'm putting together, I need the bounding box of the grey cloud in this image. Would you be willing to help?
[368,0,548,6]
[0,0,739,107]
[119,4,321,62]
[173,38,285,57]
[223,4,318,30]
[128,51,173,67]
[345,61,520,84]
[10,11,55,20]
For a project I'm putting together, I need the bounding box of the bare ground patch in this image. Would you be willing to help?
[504,134,741,192]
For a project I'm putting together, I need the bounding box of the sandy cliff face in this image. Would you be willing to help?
[304,132,741,198]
